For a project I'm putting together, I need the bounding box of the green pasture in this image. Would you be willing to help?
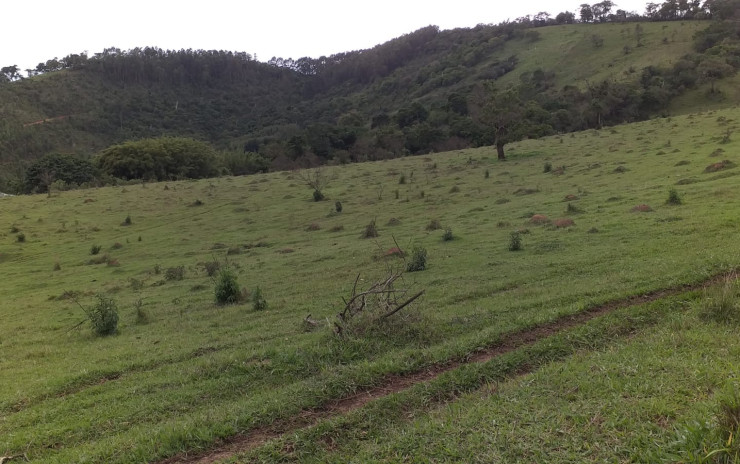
[1,107,740,462]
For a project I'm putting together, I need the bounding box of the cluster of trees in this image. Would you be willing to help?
[96,136,218,181]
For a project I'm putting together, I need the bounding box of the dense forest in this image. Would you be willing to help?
[0,0,739,193]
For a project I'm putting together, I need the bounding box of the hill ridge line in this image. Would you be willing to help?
[157,270,736,464]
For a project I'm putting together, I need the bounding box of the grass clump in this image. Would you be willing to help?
[82,294,119,336]
[133,299,148,325]
[252,286,268,311]
[335,201,342,213]
[90,244,102,255]
[121,215,132,226]
[164,265,185,281]
[666,188,683,205]
[426,219,442,231]
[362,219,378,238]
[442,228,454,241]
[406,246,427,272]
[203,261,220,277]
[214,267,242,305]
[699,277,740,324]
[16,233,25,243]
[509,231,522,251]
[543,162,552,173]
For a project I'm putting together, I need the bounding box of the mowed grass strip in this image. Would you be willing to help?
[1,108,740,462]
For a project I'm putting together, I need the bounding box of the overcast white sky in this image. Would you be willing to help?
[4,0,649,73]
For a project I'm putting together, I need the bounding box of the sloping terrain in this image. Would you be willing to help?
[1,106,740,462]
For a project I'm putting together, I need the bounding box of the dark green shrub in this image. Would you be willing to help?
[407,246,427,272]
[442,228,454,241]
[666,188,682,205]
[214,268,241,305]
[313,189,324,202]
[165,266,185,281]
[485,169,490,179]
[122,215,132,226]
[252,286,268,311]
[90,244,102,255]
[509,232,523,251]
[16,233,25,243]
[543,162,552,173]
[24,153,96,194]
[53,262,62,271]
[129,278,145,291]
[86,294,119,336]
[96,136,218,181]
[399,174,406,184]
[335,201,343,213]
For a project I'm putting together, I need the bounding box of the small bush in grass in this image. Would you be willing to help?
[90,244,102,255]
[362,219,378,238]
[16,233,25,243]
[543,162,552,173]
[203,261,220,277]
[122,215,132,226]
[399,174,406,184]
[666,189,682,205]
[406,246,427,272]
[129,278,144,291]
[335,201,342,213]
[426,219,442,231]
[484,169,490,178]
[153,263,161,275]
[252,286,268,311]
[53,262,62,271]
[509,231,522,251]
[442,228,454,241]
[165,266,185,281]
[133,299,148,325]
[10,225,19,233]
[86,294,119,336]
[700,277,740,324]
[312,189,324,202]
[214,268,242,305]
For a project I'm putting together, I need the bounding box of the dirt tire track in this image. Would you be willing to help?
[157,272,732,464]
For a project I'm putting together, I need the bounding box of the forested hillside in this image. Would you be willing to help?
[0,0,739,193]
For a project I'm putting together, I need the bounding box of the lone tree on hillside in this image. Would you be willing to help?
[476,84,553,160]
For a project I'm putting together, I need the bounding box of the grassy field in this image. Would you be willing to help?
[2,106,740,462]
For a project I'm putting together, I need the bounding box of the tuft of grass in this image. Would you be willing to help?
[543,162,552,173]
[133,299,148,325]
[699,276,740,324]
[426,219,442,231]
[666,188,683,205]
[406,246,427,272]
[442,228,454,242]
[361,219,378,238]
[508,231,522,251]
[83,294,119,336]
[252,286,268,311]
[16,233,25,243]
[121,215,132,226]
[335,201,343,213]
[214,267,242,305]
[164,266,185,281]
[90,244,102,255]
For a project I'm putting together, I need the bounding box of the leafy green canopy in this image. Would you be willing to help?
[96,136,217,181]
[24,153,96,193]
